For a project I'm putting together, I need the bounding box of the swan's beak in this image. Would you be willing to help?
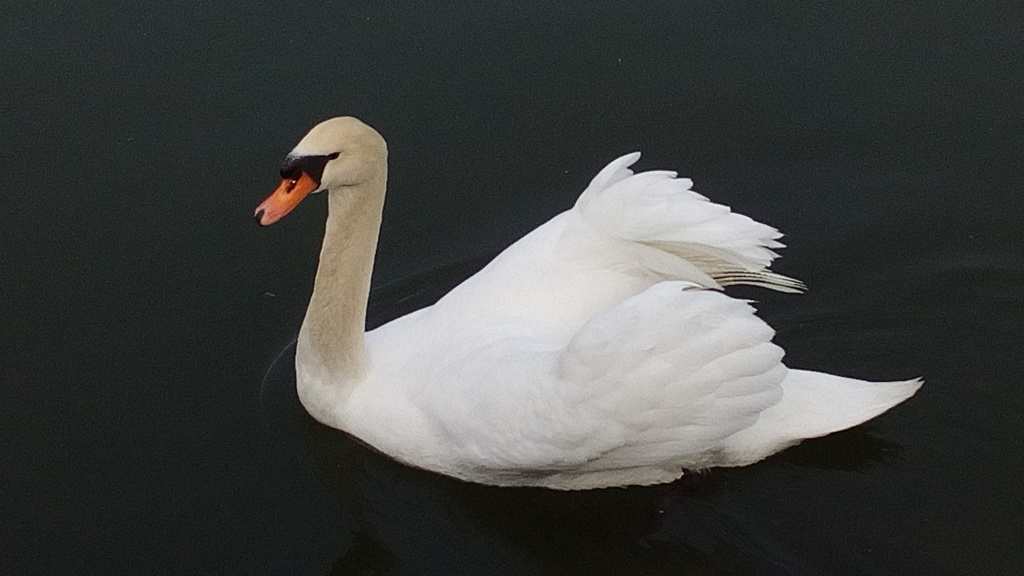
[254,172,319,226]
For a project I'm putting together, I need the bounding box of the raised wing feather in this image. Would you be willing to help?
[576,154,805,292]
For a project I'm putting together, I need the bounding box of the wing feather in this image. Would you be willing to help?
[554,282,786,469]
[575,154,805,292]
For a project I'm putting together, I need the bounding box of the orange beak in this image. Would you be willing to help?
[254,171,319,226]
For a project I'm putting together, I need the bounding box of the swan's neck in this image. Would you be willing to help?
[298,175,386,385]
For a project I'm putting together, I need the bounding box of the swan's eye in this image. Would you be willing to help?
[279,152,338,190]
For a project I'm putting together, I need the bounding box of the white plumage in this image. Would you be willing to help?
[255,117,921,490]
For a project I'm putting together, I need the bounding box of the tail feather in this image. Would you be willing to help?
[719,370,923,465]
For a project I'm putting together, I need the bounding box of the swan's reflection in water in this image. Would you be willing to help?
[260,256,911,576]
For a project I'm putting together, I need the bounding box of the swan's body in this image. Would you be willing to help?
[256,117,920,490]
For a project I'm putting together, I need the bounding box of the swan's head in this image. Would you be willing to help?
[255,116,387,226]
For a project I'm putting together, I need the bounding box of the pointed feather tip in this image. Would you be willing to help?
[864,377,923,412]
[599,152,642,177]
[617,151,642,166]
[863,377,924,419]
[895,377,924,398]
[583,152,643,195]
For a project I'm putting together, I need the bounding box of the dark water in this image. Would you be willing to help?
[3,1,1022,574]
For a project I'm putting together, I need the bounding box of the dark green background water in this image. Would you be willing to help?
[3,1,1022,574]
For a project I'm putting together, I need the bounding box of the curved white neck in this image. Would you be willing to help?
[297,174,386,386]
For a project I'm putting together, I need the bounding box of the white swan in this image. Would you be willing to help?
[255,117,921,490]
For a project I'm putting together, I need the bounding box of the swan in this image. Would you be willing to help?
[254,116,921,490]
